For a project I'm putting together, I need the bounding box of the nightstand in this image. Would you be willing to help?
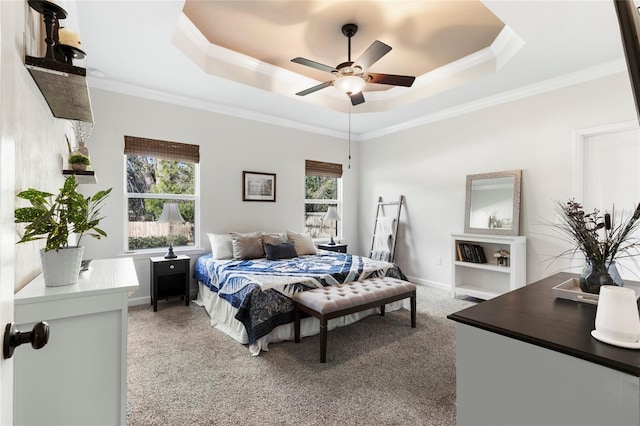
[150,255,190,312]
[318,243,348,253]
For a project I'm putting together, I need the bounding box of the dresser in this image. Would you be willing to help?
[448,273,640,426]
[13,258,139,426]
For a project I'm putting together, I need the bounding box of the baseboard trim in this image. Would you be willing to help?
[405,275,451,292]
[128,291,198,307]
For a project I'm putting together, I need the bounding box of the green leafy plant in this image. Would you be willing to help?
[15,175,112,251]
[551,199,640,273]
[68,153,91,165]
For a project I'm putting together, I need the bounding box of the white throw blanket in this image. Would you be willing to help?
[371,216,395,261]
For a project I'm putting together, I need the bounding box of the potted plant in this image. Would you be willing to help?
[68,153,91,171]
[551,199,640,294]
[14,175,111,286]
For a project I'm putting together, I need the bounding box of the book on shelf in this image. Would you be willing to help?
[457,243,487,264]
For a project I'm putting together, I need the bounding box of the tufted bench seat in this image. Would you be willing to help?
[292,277,417,362]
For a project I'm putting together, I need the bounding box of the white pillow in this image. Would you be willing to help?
[207,233,233,260]
[286,230,317,256]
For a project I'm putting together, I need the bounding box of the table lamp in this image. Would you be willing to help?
[324,206,341,245]
[158,203,185,259]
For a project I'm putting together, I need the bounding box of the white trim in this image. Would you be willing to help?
[405,275,451,292]
[89,54,624,142]
[572,120,639,202]
[361,59,626,140]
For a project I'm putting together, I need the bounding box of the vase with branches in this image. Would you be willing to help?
[552,199,640,294]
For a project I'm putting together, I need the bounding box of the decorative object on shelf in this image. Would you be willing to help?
[55,27,86,65]
[27,0,68,61]
[68,152,90,171]
[242,171,276,202]
[72,120,93,157]
[157,203,185,259]
[323,206,341,245]
[14,175,111,286]
[493,249,510,266]
[550,199,640,294]
[591,285,640,349]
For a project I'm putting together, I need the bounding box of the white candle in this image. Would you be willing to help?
[58,28,81,49]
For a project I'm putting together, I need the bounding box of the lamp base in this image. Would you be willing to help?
[164,246,177,259]
[328,237,336,246]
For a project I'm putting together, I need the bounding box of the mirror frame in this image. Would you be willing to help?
[464,169,522,236]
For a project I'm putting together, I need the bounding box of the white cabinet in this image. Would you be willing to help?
[451,233,526,299]
[13,258,138,426]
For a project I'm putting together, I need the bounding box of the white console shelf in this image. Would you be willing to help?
[452,233,526,299]
[13,258,138,426]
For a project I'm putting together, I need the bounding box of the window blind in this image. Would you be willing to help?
[305,160,343,178]
[124,136,200,163]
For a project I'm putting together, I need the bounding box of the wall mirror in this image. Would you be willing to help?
[464,170,522,236]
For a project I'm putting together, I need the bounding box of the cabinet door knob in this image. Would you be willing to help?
[169,264,174,269]
[3,321,50,359]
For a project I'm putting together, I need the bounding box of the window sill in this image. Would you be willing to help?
[119,247,206,260]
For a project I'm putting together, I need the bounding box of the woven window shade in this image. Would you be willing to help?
[305,160,343,178]
[124,136,200,163]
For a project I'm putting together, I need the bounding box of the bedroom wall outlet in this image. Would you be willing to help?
[436,256,442,265]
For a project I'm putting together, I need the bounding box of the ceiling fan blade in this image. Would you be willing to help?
[353,40,392,70]
[350,91,365,106]
[291,57,337,74]
[296,81,333,96]
[367,72,416,87]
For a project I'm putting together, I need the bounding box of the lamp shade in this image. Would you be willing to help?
[334,75,365,95]
[324,206,341,221]
[158,203,185,223]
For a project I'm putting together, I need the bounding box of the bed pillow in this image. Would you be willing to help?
[230,231,264,260]
[261,232,287,246]
[207,233,233,260]
[286,230,317,256]
[264,242,298,261]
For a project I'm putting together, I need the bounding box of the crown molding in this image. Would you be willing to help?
[360,59,626,140]
[87,77,348,140]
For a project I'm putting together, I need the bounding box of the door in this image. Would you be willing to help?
[0,0,16,423]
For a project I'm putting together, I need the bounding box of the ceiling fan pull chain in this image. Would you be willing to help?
[348,106,352,169]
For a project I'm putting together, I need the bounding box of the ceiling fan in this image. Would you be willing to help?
[291,23,416,106]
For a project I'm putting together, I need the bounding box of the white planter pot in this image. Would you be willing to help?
[40,247,84,287]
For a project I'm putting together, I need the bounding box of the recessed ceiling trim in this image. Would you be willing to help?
[174,12,522,112]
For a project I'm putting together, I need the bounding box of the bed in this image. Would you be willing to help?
[193,248,407,356]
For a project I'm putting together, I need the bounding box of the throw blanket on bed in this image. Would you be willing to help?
[193,251,407,344]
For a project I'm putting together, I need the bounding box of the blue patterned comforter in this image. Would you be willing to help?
[194,251,407,344]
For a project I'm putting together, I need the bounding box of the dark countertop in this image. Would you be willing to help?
[448,272,640,376]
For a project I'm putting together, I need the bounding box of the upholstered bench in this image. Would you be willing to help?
[292,277,417,362]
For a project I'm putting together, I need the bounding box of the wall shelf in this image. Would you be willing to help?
[25,55,93,123]
[63,169,96,184]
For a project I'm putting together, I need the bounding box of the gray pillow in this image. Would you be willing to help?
[265,242,298,260]
[230,232,264,260]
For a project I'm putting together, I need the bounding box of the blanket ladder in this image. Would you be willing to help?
[369,195,404,263]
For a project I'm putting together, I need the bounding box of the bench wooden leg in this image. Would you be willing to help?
[410,292,416,328]
[320,317,328,363]
[294,304,301,343]
[380,304,385,316]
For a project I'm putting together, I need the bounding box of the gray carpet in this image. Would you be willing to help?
[127,285,477,425]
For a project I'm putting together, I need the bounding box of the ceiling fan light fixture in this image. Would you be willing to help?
[334,75,365,95]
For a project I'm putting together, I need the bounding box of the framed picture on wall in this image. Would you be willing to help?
[243,171,276,202]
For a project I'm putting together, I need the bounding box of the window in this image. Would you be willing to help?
[124,136,199,252]
[305,160,342,239]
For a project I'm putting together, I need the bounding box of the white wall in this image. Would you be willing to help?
[81,88,357,303]
[6,2,69,292]
[356,72,638,288]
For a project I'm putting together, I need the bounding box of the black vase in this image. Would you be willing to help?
[579,261,623,294]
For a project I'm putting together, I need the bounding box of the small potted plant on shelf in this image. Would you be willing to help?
[68,152,91,171]
[14,175,111,286]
